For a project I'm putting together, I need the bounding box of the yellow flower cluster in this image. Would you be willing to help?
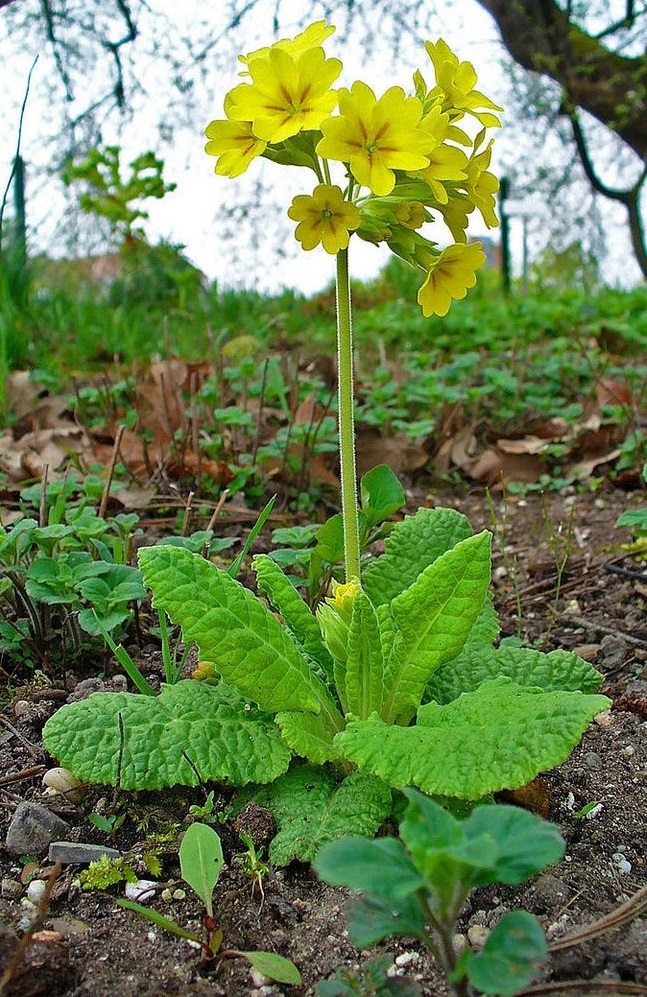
[205,21,502,317]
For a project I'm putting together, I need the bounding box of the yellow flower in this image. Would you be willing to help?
[425,38,503,127]
[395,201,427,229]
[287,184,361,254]
[204,119,266,178]
[418,144,468,204]
[227,46,341,143]
[239,20,335,68]
[465,140,499,228]
[317,81,436,196]
[417,242,486,317]
[438,198,472,243]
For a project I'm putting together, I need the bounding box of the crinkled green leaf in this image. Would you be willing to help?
[253,552,334,682]
[426,640,603,704]
[240,764,392,865]
[344,589,385,719]
[381,532,492,723]
[275,708,345,764]
[464,911,547,995]
[139,545,332,715]
[335,678,610,799]
[363,507,474,607]
[43,680,292,789]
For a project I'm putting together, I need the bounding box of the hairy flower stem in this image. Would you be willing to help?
[335,248,360,582]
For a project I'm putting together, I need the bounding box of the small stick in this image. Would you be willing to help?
[181,491,195,537]
[206,489,229,533]
[0,717,41,760]
[99,424,125,519]
[548,884,647,952]
[0,765,47,787]
[38,464,49,528]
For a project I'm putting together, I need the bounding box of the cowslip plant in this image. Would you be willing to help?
[43,22,609,862]
[315,789,565,997]
[118,822,300,985]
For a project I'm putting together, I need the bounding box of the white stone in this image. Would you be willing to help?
[26,879,47,904]
[125,879,157,903]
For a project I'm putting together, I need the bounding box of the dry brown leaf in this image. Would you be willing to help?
[469,447,544,486]
[596,376,632,408]
[355,429,427,477]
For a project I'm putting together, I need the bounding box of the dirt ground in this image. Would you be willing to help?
[1,483,646,996]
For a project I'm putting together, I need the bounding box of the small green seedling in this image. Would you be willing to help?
[236,831,270,904]
[88,812,126,839]
[117,822,300,985]
[315,790,566,997]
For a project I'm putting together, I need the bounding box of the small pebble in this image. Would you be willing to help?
[42,767,84,803]
[13,700,31,717]
[1,877,23,899]
[453,933,468,954]
[125,879,157,903]
[26,880,47,904]
[611,853,632,875]
[395,952,418,967]
[584,752,602,769]
[467,924,489,949]
[250,968,272,987]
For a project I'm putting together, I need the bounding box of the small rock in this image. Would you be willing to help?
[13,700,31,717]
[124,879,157,903]
[598,635,628,670]
[395,952,418,967]
[48,841,120,865]
[26,880,47,904]
[1,877,23,899]
[6,802,71,855]
[250,968,272,987]
[583,752,602,769]
[611,853,632,875]
[467,924,489,949]
[573,643,600,662]
[453,933,468,955]
[42,767,84,803]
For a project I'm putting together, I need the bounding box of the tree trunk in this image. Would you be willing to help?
[474,0,647,163]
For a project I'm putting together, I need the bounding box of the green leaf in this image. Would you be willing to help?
[465,911,547,995]
[360,464,405,527]
[138,545,332,715]
[43,680,292,789]
[227,495,275,578]
[314,514,346,564]
[335,678,611,799]
[253,553,334,682]
[179,822,223,918]
[363,507,474,606]
[462,805,565,885]
[427,641,603,705]
[344,589,385,719]
[381,532,492,723]
[275,709,344,764]
[239,951,302,985]
[116,899,202,944]
[240,765,392,865]
[345,893,427,949]
[314,836,424,901]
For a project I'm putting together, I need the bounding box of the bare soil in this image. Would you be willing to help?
[1,483,646,996]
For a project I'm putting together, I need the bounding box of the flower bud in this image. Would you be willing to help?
[316,579,360,662]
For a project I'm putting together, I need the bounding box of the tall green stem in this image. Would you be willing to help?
[335,247,360,582]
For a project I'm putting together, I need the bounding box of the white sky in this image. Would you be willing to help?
[0,0,642,293]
